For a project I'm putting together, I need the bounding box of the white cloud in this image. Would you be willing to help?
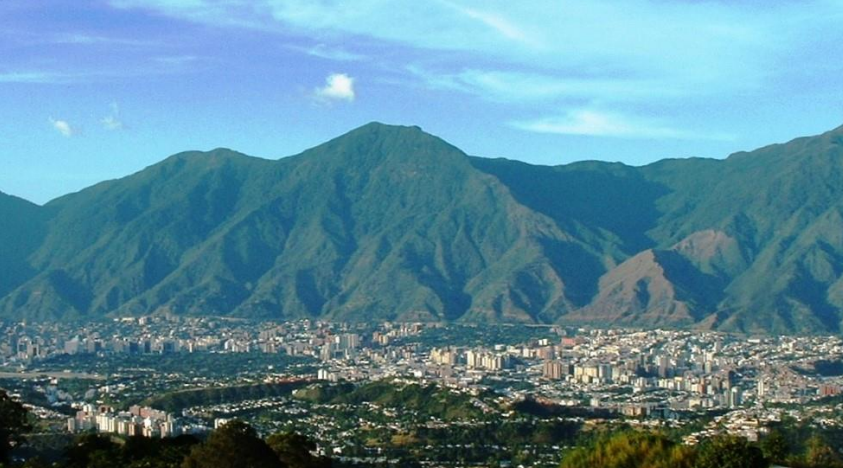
[511,109,735,141]
[101,102,125,130]
[315,73,355,102]
[49,117,76,137]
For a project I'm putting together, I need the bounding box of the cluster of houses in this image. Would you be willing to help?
[67,404,187,438]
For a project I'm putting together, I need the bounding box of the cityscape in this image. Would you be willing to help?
[2,318,842,465]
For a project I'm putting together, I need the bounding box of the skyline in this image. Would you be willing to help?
[2,0,843,204]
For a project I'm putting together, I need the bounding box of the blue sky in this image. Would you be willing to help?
[2,0,843,204]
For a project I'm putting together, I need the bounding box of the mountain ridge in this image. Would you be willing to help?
[2,122,843,334]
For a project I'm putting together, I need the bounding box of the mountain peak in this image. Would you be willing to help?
[354,121,424,133]
[298,121,465,168]
[335,121,434,146]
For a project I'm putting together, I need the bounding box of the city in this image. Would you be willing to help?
[2,318,841,465]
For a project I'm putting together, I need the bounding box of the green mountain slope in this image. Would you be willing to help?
[0,124,614,324]
[2,122,843,334]
[0,192,47,298]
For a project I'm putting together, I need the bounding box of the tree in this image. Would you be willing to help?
[266,432,331,468]
[694,435,767,468]
[121,434,199,468]
[63,433,119,468]
[559,431,695,468]
[760,429,789,463]
[804,435,842,468]
[0,389,30,464]
[182,421,282,468]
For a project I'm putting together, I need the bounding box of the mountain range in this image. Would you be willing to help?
[3,122,843,334]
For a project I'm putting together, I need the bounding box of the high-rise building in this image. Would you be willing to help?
[543,361,565,380]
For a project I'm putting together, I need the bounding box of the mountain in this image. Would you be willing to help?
[0,192,47,298]
[0,124,615,323]
[2,122,843,334]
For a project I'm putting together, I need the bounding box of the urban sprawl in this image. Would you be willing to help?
[1,317,842,458]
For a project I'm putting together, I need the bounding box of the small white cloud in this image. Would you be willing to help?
[512,109,735,141]
[315,73,355,102]
[101,102,125,130]
[49,117,76,137]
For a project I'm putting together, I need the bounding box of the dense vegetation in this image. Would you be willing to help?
[2,425,328,468]
[0,390,30,465]
[559,431,696,468]
[558,430,843,468]
[3,122,843,333]
[144,380,310,413]
[294,380,489,421]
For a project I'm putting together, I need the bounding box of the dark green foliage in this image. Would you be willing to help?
[292,383,356,404]
[296,380,485,421]
[761,416,843,467]
[511,395,616,419]
[63,434,119,468]
[694,435,768,468]
[810,359,843,376]
[182,421,282,468]
[558,432,774,468]
[266,432,330,468]
[759,429,789,464]
[3,122,843,333]
[59,433,201,468]
[121,435,200,468]
[143,381,309,413]
[0,390,31,464]
[802,435,843,468]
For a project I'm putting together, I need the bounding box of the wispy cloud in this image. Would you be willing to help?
[52,33,158,47]
[106,0,801,104]
[0,58,204,85]
[101,103,125,131]
[512,109,735,141]
[0,71,74,84]
[49,117,76,137]
[315,73,356,102]
[438,0,539,47]
[288,44,367,62]
[407,67,686,104]
[151,55,200,65]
